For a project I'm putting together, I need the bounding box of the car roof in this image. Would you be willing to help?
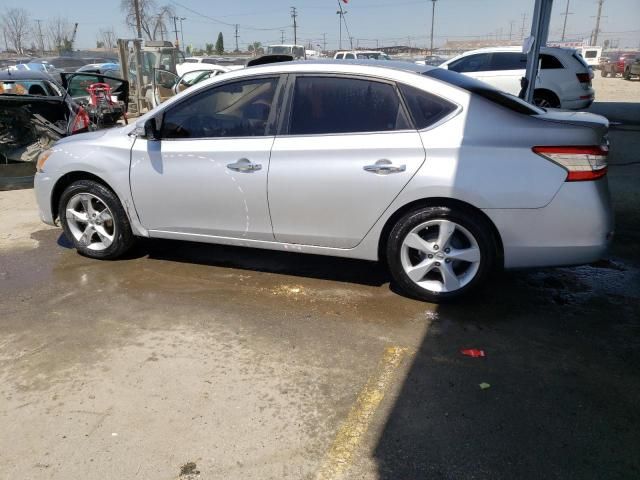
[0,69,55,81]
[453,45,569,56]
[252,59,433,74]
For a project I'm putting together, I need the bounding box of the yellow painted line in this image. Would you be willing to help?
[315,346,409,480]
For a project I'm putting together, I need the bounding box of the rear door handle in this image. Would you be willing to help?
[363,159,406,175]
[227,158,262,172]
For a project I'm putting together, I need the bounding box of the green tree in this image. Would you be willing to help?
[215,32,224,54]
[205,43,214,55]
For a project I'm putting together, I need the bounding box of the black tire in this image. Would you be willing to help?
[386,206,497,303]
[533,90,561,108]
[623,69,631,80]
[58,179,135,259]
[600,69,608,78]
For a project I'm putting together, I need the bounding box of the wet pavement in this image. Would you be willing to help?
[1,96,640,479]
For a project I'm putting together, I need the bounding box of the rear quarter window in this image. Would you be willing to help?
[423,68,543,115]
[540,54,564,69]
[398,84,457,129]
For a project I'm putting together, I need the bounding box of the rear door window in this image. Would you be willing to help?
[448,53,492,73]
[289,76,410,135]
[335,53,344,59]
[398,84,457,129]
[488,52,527,70]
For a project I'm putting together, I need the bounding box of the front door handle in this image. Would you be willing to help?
[227,158,262,172]
[363,159,406,175]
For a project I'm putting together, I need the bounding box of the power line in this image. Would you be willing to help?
[170,0,289,31]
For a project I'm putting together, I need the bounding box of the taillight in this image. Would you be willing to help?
[576,72,591,84]
[532,145,608,182]
[71,107,90,134]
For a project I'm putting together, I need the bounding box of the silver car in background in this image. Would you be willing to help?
[33,61,613,302]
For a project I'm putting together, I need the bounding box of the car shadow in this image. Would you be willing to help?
[127,236,390,287]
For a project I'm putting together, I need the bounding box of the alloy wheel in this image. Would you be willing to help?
[400,219,481,293]
[65,193,115,251]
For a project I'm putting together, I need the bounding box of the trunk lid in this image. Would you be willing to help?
[533,110,609,140]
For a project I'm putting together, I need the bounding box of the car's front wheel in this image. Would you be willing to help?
[58,180,135,259]
[386,206,497,302]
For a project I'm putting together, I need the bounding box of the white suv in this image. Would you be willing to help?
[334,51,391,60]
[440,46,594,109]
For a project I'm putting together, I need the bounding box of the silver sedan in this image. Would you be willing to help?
[34,61,613,302]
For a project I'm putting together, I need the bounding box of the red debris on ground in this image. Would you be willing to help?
[461,349,486,358]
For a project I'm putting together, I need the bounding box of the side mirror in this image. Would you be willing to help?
[144,116,161,141]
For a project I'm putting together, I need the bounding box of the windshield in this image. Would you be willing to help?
[424,68,544,115]
[268,46,291,55]
[0,80,57,96]
[356,52,390,60]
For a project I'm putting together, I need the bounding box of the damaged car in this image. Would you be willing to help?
[0,70,90,164]
[0,70,128,165]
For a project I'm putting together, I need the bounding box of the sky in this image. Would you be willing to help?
[8,0,640,50]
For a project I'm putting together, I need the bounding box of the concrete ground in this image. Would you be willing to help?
[0,76,639,480]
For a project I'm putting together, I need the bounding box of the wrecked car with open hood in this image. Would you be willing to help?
[0,70,128,165]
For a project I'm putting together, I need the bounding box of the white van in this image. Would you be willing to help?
[580,46,602,67]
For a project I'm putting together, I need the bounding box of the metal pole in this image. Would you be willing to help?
[172,16,180,48]
[430,0,437,54]
[522,0,554,104]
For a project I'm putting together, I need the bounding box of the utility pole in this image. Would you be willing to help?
[234,24,239,52]
[179,17,185,50]
[281,30,286,43]
[322,33,327,52]
[290,7,298,45]
[336,1,347,50]
[592,0,604,46]
[509,20,515,41]
[560,0,573,41]
[429,0,437,54]
[520,13,528,41]
[172,16,180,48]
[35,19,45,55]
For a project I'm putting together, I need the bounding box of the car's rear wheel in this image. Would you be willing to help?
[623,68,632,80]
[601,69,608,77]
[386,206,496,302]
[59,180,135,259]
[533,90,560,108]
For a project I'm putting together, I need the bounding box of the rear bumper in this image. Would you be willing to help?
[483,178,614,269]
[562,92,595,110]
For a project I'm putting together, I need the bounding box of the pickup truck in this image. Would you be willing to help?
[623,55,640,80]
[600,52,640,77]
